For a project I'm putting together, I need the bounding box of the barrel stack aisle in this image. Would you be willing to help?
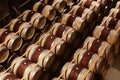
[0,0,120,80]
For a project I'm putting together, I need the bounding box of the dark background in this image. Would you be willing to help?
[0,0,39,27]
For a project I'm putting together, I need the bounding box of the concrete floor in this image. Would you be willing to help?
[105,55,120,80]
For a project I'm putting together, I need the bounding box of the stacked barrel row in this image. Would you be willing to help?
[0,0,119,80]
[52,0,120,80]
[0,0,79,80]
[0,1,65,80]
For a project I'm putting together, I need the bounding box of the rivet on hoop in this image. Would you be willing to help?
[97,40,100,43]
